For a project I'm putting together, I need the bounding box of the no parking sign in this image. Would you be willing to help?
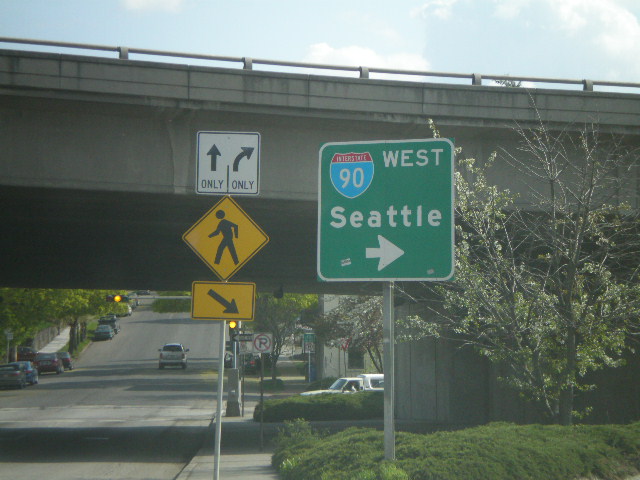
[252,333,273,354]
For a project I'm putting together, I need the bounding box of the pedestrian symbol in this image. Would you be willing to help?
[183,196,269,281]
[209,209,239,265]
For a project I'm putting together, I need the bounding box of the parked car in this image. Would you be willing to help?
[33,352,64,374]
[301,374,384,396]
[98,316,120,334]
[17,346,37,362]
[94,324,114,341]
[116,305,132,317]
[56,351,73,370]
[242,354,261,373]
[11,361,38,385]
[158,343,189,369]
[0,363,27,389]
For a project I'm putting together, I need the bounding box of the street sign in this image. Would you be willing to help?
[238,333,254,342]
[303,333,316,353]
[318,138,454,281]
[253,333,273,354]
[191,281,256,321]
[183,196,269,281]
[237,334,254,355]
[196,131,260,195]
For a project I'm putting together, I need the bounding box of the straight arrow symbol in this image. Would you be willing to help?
[207,289,239,314]
[207,144,221,171]
[366,235,405,271]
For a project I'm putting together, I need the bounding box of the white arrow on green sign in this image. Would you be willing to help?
[317,138,455,282]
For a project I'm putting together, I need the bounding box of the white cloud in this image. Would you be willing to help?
[121,0,184,12]
[303,43,431,81]
[548,0,640,77]
[492,0,532,20]
[483,0,640,80]
[412,0,459,20]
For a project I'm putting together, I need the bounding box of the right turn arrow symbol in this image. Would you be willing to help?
[366,235,405,271]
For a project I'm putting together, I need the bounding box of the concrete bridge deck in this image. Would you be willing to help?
[1,45,639,294]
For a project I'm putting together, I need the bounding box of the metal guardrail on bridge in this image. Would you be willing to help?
[1,36,640,93]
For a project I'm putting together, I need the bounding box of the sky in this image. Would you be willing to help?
[1,0,640,89]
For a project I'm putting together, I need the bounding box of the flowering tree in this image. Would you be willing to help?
[422,117,640,425]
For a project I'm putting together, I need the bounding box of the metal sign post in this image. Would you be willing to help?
[185,131,268,479]
[318,137,455,462]
[383,282,395,460]
[260,352,265,451]
[303,333,316,382]
[214,322,226,480]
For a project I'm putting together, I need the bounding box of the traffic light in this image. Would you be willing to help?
[106,294,129,302]
[228,320,239,341]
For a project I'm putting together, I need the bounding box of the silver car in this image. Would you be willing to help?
[158,343,189,369]
[0,363,27,389]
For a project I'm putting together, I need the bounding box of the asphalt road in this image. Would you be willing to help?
[0,302,225,480]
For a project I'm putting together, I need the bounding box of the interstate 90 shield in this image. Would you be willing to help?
[329,152,374,199]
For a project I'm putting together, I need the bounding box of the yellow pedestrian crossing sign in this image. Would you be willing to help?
[191,281,256,321]
[183,196,269,281]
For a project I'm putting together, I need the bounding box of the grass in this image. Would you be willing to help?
[272,421,640,480]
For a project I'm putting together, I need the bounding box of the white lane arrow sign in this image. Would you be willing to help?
[366,235,405,271]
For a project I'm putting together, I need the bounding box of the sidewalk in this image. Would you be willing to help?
[177,363,309,480]
[38,326,70,353]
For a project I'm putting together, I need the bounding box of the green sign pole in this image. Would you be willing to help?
[318,138,455,462]
[317,138,454,282]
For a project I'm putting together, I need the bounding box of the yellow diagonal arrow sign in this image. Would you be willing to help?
[191,281,256,321]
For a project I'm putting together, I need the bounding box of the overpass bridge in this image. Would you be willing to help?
[1,39,639,295]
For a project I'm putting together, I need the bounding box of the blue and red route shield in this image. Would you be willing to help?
[330,152,374,199]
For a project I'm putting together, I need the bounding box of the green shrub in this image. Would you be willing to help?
[272,422,640,480]
[254,391,383,422]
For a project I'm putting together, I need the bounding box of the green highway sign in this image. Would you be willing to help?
[317,138,454,282]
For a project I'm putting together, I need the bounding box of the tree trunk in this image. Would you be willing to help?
[558,326,577,425]
[69,320,78,354]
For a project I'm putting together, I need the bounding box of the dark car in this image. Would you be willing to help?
[242,354,261,373]
[98,316,120,334]
[56,352,73,370]
[17,346,37,362]
[94,324,114,341]
[11,361,38,385]
[34,352,64,374]
[0,363,27,389]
